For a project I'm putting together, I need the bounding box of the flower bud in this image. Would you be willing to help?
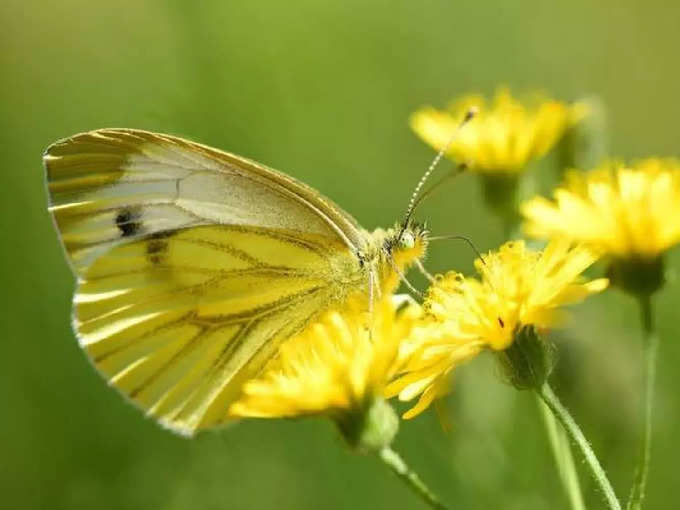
[495,325,556,390]
[336,397,399,454]
[607,256,665,297]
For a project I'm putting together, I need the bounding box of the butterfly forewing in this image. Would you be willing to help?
[45,129,366,275]
[44,129,372,434]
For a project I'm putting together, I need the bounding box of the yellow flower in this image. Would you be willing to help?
[522,159,680,259]
[410,87,587,173]
[386,325,484,419]
[229,298,421,419]
[433,240,608,350]
[388,240,608,417]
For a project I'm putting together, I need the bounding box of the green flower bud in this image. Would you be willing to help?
[495,325,556,390]
[607,256,665,297]
[336,397,399,454]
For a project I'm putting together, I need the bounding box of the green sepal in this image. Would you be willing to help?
[495,325,556,390]
[335,397,399,454]
[607,256,665,297]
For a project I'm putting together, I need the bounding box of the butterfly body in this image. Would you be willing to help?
[45,129,427,435]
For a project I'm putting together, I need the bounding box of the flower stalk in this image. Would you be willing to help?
[339,399,451,509]
[626,295,658,510]
[480,173,521,237]
[378,447,449,510]
[537,397,586,510]
[498,326,587,509]
[538,383,622,510]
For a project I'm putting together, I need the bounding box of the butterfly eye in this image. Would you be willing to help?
[399,231,416,250]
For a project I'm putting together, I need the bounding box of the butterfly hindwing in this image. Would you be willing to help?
[74,225,364,434]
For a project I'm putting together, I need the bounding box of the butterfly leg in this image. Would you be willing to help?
[415,259,435,282]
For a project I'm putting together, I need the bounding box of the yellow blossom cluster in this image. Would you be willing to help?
[231,88,678,433]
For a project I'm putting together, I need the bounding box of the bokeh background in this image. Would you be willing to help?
[2,1,679,509]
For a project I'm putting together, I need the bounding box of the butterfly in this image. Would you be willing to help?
[44,128,435,436]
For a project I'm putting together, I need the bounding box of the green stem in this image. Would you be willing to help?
[626,295,658,510]
[479,173,521,240]
[538,383,622,510]
[537,395,585,510]
[378,447,449,510]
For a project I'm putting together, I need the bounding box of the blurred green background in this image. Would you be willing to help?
[2,1,679,509]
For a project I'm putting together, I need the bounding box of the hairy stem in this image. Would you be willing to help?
[537,395,585,510]
[626,295,658,510]
[378,447,449,510]
[538,383,621,510]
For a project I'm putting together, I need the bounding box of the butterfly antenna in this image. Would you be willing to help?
[428,235,506,325]
[427,234,488,267]
[410,162,468,214]
[427,234,502,302]
[400,107,477,237]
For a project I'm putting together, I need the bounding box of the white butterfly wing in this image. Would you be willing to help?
[44,129,371,434]
[45,128,366,275]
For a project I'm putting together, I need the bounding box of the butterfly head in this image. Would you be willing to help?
[384,220,429,270]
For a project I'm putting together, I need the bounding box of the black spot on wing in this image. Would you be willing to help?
[115,208,142,237]
[146,231,173,265]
